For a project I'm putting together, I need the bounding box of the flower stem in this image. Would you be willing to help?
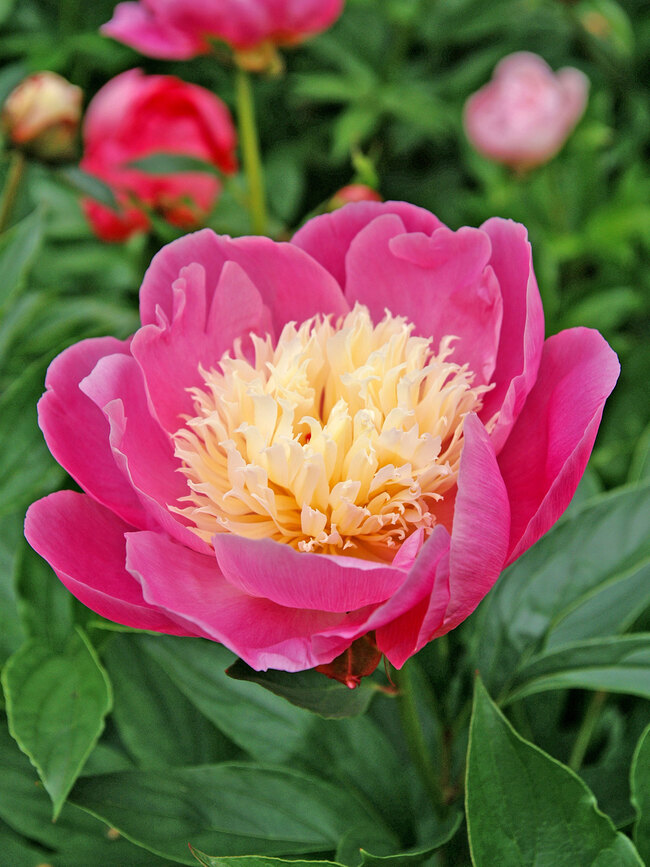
[395,660,445,816]
[568,690,608,772]
[235,66,267,235]
[0,151,26,234]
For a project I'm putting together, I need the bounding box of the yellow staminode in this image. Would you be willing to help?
[172,304,491,560]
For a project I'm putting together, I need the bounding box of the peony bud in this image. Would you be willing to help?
[2,72,82,162]
[328,184,382,210]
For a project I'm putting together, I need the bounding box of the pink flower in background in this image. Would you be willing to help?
[102,0,345,61]
[463,52,589,170]
[329,184,382,210]
[80,69,237,242]
[25,202,618,678]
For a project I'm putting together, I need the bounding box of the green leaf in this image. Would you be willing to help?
[505,635,650,703]
[226,659,375,719]
[55,166,119,210]
[631,723,650,862]
[2,629,112,818]
[191,854,342,867]
[476,482,650,697]
[0,819,49,867]
[128,154,223,176]
[0,510,27,665]
[0,722,170,864]
[135,636,315,762]
[15,538,75,650]
[359,812,462,865]
[71,764,381,865]
[103,634,236,768]
[0,209,44,309]
[628,421,650,484]
[466,677,643,866]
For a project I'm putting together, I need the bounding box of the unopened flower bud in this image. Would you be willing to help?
[2,72,82,162]
[328,184,382,211]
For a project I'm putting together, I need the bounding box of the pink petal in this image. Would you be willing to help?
[102,3,206,59]
[138,229,348,335]
[479,218,545,452]
[80,353,211,555]
[125,530,365,671]
[345,215,503,384]
[292,200,443,291]
[437,413,511,634]
[132,260,270,432]
[37,337,147,528]
[500,328,620,563]
[24,492,191,635]
[212,533,408,613]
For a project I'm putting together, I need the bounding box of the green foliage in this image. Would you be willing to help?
[466,678,643,866]
[631,724,650,862]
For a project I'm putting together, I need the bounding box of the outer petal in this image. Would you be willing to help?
[437,413,510,634]
[480,217,545,452]
[24,492,191,635]
[125,530,365,671]
[131,260,270,432]
[80,352,211,555]
[37,336,147,529]
[213,532,408,613]
[345,215,503,383]
[292,200,443,291]
[138,229,348,335]
[102,3,206,59]
[500,328,620,563]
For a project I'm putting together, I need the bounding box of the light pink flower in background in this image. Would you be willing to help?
[102,0,345,61]
[329,184,382,210]
[463,52,589,170]
[25,202,618,678]
[80,69,237,242]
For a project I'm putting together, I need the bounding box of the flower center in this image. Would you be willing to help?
[172,304,491,560]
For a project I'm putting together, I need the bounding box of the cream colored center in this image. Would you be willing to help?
[172,304,491,561]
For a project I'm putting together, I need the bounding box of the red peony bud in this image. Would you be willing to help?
[315,632,382,688]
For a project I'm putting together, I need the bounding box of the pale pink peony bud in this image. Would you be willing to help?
[463,52,589,170]
[2,72,82,162]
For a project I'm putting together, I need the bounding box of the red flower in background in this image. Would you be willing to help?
[102,0,344,60]
[81,69,237,242]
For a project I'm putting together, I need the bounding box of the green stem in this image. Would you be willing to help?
[568,690,608,772]
[0,151,26,233]
[395,661,445,816]
[235,66,267,235]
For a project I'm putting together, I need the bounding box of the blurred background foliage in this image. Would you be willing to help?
[0,1,649,865]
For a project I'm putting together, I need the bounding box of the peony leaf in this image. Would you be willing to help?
[190,854,342,867]
[70,764,384,865]
[2,628,112,819]
[103,634,236,768]
[466,677,643,866]
[56,166,119,210]
[0,510,27,666]
[631,723,650,862]
[504,634,650,703]
[358,812,462,865]
[476,481,650,697]
[128,154,223,176]
[0,208,44,310]
[135,635,315,763]
[226,658,375,718]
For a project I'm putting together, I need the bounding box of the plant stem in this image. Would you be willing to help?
[0,151,26,233]
[395,661,445,816]
[235,66,267,235]
[568,690,608,772]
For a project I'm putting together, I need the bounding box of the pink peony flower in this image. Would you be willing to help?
[80,69,237,242]
[25,202,618,676]
[463,52,589,170]
[102,0,344,61]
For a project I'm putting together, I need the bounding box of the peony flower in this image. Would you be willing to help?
[25,202,618,679]
[102,0,344,62]
[80,69,237,242]
[463,52,589,170]
[2,71,82,162]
